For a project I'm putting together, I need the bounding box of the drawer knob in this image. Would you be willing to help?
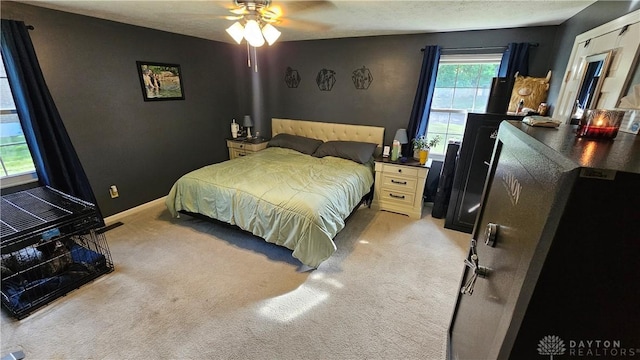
[240,144,244,148]
[389,193,405,199]
[398,169,402,173]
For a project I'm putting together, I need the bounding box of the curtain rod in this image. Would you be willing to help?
[421,43,539,51]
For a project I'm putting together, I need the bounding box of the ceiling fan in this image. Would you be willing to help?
[224,0,333,47]
[225,0,278,22]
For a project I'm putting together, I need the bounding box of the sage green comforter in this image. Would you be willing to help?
[166,147,374,267]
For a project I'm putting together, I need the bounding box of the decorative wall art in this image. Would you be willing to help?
[508,71,551,112]
[136,61,184,101]
[352,66,373,90]
[316,68,336,91]
[284,67,301,88]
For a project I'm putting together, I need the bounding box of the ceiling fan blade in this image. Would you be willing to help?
[229,7,248,15]
[276,1,335,14]
[276,17,332,32]
[259,1,334,29]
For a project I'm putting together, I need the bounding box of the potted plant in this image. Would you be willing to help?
[411,136,428,159]
[412,135,441,163]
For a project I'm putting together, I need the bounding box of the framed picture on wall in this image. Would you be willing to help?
[136,61,184,101]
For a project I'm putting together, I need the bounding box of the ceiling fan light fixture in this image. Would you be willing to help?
[226,22,245,44]
[261,23,281,45]
[243,19,265,47]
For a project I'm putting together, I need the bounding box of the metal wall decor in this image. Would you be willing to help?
[316,68,336,91]
[284,67,301,88]
[352,66,373,90]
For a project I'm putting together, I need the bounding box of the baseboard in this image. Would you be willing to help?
[104,196,166,225]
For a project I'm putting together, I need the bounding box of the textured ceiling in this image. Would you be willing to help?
[12,0,597,43]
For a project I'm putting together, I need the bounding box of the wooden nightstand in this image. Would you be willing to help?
[372,157,431,219]
[226,138,269,160]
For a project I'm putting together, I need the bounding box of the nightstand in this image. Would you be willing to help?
[226,138,269,160]
[372,157,431,219]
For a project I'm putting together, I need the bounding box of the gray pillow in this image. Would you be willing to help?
[312,141,378,164]
[267,133,324,155]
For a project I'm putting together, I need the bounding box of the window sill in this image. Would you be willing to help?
[1,172,38,189]
[429,153,445,162]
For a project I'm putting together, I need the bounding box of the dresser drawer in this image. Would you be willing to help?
[379,189,415,207]
[381,164,419,178]
[381,174,417,192]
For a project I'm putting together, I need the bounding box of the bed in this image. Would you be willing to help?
[165,118,385,268]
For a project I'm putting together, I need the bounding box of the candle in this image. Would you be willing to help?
[576,109,626,139]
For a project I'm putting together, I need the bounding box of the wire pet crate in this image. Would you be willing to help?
[1,186,114,319]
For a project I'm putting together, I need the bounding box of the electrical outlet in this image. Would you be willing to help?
[109,185,119,199]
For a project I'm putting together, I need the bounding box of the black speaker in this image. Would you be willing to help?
[431,141,460,218]
[486,77,512,114]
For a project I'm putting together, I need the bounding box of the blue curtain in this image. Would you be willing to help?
[498,42,530,78]
[405,45,441,155]
[1,20,103,224]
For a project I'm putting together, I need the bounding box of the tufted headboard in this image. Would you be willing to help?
[271,118,385,155]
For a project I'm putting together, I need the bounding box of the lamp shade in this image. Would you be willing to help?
[243,115,253,127]
[261,23,281,46]
[394,129,409,144]
[226,22,245,44]
[243,20,265,47]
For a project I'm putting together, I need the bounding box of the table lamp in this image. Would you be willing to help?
[394,128,409,158]
[243,115,254,139]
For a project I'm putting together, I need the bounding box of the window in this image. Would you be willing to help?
[1,52,37,188]
[425,54,501,157]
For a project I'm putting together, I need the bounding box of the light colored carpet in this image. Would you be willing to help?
[1,202,469,359]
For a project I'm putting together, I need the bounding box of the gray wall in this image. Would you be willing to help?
[260,27,558,146]
[2,0,638,217]
[1,1,249,217]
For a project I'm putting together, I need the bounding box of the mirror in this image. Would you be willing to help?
[553,10,640,123]
[573,50,613,119]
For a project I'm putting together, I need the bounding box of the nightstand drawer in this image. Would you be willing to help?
[379,190,415,206]
[381,164,419,178]
[226,139,269,160]
[227,141,258,151]
[381,174,417,192]
[230,148,248,158]
[227,141,243,150]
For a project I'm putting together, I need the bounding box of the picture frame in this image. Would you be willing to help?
[136,61,184,101]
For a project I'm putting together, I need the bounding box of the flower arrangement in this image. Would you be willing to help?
[412,135,442,150]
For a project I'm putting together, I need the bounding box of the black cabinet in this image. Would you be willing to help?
[445,112,523,233]
[448,121,640,359]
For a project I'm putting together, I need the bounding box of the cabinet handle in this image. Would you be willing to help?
[238,153,245,157]
[389,193,405,199]
[391,179,407,185]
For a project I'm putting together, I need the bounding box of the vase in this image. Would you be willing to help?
[419,149,429,165]
[413,149,420,160]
